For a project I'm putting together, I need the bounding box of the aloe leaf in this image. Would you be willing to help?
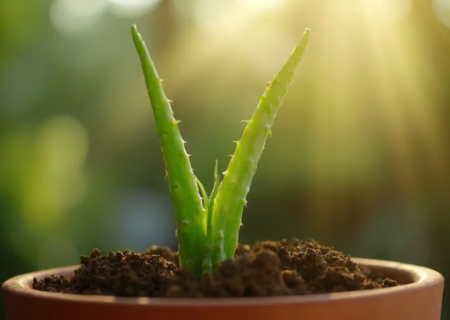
[210,29,311,267]
[195,176,209,213]
[131,25,206,276]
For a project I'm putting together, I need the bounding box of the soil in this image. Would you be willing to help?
[32,239,398,298]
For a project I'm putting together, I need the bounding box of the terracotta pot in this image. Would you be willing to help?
[2,258,444,320]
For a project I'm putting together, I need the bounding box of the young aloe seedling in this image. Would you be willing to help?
[132,25,310,276]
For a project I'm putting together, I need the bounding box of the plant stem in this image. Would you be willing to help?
[131,25,206,276]
[210,29,311,269]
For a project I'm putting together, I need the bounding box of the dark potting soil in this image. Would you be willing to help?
[33,239,398,298]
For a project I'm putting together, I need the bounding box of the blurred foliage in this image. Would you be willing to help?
[1,0,450,318]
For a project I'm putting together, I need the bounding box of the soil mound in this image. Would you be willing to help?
[33,239,397,298]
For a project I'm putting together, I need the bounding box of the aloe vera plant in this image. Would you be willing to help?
[132,25,310,276]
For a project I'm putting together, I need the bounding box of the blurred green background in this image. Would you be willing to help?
[1,0,450,318]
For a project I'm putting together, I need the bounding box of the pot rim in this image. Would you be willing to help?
[2,258,444,307]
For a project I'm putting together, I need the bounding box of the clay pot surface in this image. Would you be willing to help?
[2,258,444,320]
